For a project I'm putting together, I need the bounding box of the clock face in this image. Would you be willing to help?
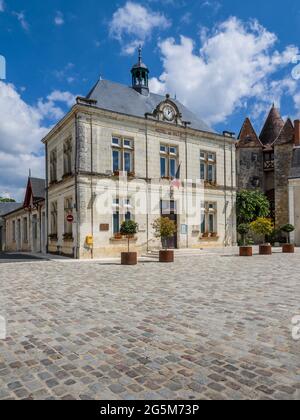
[163,105,175,121]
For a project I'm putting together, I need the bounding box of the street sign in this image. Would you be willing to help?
[67,214,74,223]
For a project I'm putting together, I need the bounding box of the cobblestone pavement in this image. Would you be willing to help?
[0,252,300,400]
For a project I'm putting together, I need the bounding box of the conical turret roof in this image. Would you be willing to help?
[237,117,262,148]
[259,105,284,145]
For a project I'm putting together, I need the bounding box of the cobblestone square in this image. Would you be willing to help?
[0,251,299,400]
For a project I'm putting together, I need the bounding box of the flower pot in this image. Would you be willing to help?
[259,244,272,255]
[159,250,174,263]
[239,246,253,257]
[121,252,137,265]
[282,244,295,254]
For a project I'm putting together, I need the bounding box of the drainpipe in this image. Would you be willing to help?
[184,122,191,249]
[45,141,49,254]
[231,142,235,246]
[75,112,80,259]
[90,114,94,260]
[145,114,151,253]
[223,134,227,247]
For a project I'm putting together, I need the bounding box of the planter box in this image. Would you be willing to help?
[121,252,137,265]
[239,246,253,257]
[159,250,174,263]
[259,244,272,255]
[282,244,295,254]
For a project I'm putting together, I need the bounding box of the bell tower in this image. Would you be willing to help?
[131,46,149,96]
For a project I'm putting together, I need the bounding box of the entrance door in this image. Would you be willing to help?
[161,200,178,249]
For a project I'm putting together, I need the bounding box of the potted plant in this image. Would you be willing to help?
[281,224,295,253]
[237,224,252,256]
[250,218,274,255]
[152,217,177,263]
[120,220,139,265]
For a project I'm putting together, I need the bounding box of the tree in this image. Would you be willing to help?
[120,220,139,253]
[281,224,295,244]
[237,190,270,225]
[0,197,16,203]
[152,217,177,250]
[237,223,250,246]
[250,218,274,243]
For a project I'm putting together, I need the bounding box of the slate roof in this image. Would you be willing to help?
[30,178,46,201]
[0,202,22,218]
[290,148,300,179]
[86,79,215,133]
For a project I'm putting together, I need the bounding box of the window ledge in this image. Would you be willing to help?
[204,182,218,188]
[110,237,138,244]
[62,173,73,180]
[200,235,219,241]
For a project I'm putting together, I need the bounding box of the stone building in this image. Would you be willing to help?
[3,177,46,253]
[288,128,300,245]
[42,49,237,259]
[237,105,300,232]
[0,202,22,251]
[0,51,225,259]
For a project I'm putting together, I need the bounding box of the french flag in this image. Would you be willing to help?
[171,163,182,189]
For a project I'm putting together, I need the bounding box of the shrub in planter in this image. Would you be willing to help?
[281,224,295,253]
[250,218,274,255]
[237,224,252,256]
[152,217,177,263]
[120,220,139,265]
[267,228,286,246]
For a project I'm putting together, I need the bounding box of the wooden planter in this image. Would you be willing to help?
[259,244,272,255]
[121,252,137,266]
[159,250,174,263]
[239,246,253,257]
[282,244,295,254]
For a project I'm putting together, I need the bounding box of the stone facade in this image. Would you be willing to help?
[237,106,298,229]
[44,106,237,259]
[3,178,46,253]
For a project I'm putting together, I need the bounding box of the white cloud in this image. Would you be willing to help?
[13,11,29,31]
[54,11,64,26]
[149,17,299,125]
[0,82,76,200]
[110,1,171,55]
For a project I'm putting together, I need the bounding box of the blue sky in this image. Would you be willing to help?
[1,0,300,199]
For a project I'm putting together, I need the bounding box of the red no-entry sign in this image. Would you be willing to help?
[67,214,74,223]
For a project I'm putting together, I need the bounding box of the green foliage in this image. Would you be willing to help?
[120,220,139,252]
[280,224,295,234]
[237,223,250,246]
[267,228,286,245]
[237,190,270,225]
[0,197,16,203]
[120,220,139,236]
[237,223,250,236]
[152,217,177,249]
[250,218,274,243]
[280,224,295,244]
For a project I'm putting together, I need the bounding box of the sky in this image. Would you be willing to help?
[1,0,300,200]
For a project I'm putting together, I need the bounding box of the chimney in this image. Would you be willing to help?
[295,120,300,146]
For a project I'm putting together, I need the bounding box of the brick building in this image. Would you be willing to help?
[237,105,300,241]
